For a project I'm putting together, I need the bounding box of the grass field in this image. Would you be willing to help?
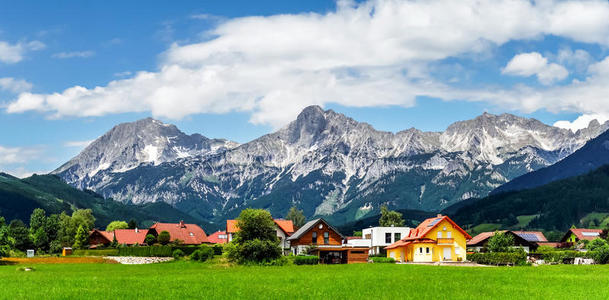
[2,260,609,299]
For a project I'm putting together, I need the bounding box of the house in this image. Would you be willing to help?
[88,228,147,247]
[287,218,369,264]
[385,214,471,262]
[560,228,603,245]
[227,219,294,253]
[207,231,228,244]
[362,226,411,255]
[149,221,209,245]
[345,236,371,248]
[511,231,548,247]
[467,231,539,253]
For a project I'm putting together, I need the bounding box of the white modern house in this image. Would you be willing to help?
[362,226,411,255]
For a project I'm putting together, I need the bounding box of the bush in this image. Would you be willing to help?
[191,246,214,262]
[468,252,527,265]
[118,246,173,257]
[73,249,119,256]
[589,246,609,264]
[145,234,156,246]
[532,250,589,263]
[370,257,395,263]
[158,231,171,245]
[294,255,319,265]
[172,249,185,259]
[212,244,223,255]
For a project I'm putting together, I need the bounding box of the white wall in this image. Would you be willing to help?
[362,227,411,247]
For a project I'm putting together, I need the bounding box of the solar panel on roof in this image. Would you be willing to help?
[518,233,540,242]
[428,218,442,227]
[582,232,600,237]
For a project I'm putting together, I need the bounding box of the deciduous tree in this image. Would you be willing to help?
[106,221,128,232]
[286,206,306,228]
[379,205,405,227]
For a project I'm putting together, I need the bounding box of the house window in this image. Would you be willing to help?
[419,247,423,254]
[312,232,318,244]
[323,232,329,244]
[394,233,401,241]
[426,247,430,254]
[364,234,371,239]
[385,233,392,243]
[447,231,452,238]
[437,231,442,238]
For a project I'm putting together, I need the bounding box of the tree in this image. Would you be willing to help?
[127,219,138,229]
[0,216,14,257]
[106,221,128,232]
[72,209,95,232]
[379,205,405,227]
[158,231,171,245]
[57,212,76,247]
[145,234,156,245]
[9,219,31,251]
[226,209,281,264]
[72,225,88,249]
[31,227,49,251]
[29,208,46,234]
[286,206,306,228]
[487,231,514,252]
[588,238,608,251]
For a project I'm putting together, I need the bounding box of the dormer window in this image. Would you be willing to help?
[312,232,318,244]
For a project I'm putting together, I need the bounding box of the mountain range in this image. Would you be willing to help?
[50,106,609,227]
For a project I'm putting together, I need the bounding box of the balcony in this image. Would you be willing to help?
[436,238,454,245]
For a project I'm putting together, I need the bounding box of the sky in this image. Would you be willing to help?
[2,0,609,177]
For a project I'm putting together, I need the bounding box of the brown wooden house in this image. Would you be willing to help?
[287,218,369,264]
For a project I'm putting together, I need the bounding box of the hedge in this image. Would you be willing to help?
[532,250,587,263]
[118,246,173,257]
[468,252,527,265]
[294,255,319,265]
[73,249,119,256]
[370,257,395,263]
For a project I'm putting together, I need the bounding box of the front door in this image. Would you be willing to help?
[443,247,452,261]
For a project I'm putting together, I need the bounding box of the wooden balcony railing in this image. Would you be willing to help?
[436,238,454,245]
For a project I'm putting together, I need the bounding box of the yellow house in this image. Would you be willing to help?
[386,214,471,262]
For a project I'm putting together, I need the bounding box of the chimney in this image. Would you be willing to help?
[437,214,442,218]
[179,220,185,228]
[135,228,138,233]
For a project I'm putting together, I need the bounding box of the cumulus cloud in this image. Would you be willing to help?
[0,77,32,93]
[0,40,45,63]
[502,52,568,85]
[554,114,609,132]
[52,50,95,59]
[6,0,609,127]
[0,145,41,165]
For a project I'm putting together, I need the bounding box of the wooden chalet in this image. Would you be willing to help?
[287,218,369,264]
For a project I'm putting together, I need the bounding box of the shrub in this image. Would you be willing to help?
[370,257,395,263]
[589,246,609,264]
[226,209,282,264]
[212,244,223,255]
[468,252,527,265]
[158,231,171,245]
[172,249,185,259]
[588,238,608,251]
[532,250,589,263]
[145,234,156,246]
[294,255,319,265]
[191,245,214,262]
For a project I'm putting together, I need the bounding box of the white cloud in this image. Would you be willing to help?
[2,167,48,179]
[64,140,93,148]
[556,48,592,73]
[0,77,32,93]
[554,114,609,132]
[7,0,609,127]
[502,52,568,85]
[52,50,95,59]
[0,40,45,63]
[0,145,41,164]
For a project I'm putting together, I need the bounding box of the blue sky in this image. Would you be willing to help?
[2,0,609,177]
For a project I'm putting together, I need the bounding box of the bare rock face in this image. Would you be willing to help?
[53,106,609,225]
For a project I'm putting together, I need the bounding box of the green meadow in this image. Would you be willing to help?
[2,261,609,299]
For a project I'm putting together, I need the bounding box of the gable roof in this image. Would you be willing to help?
[226,219,295,235]
[150,221,208,245]
[207,231,228,244]
[89,229,114,243]
[466,230,536,247]
[287,218,344,241]
[561,228,603,242]
[404,215,472,241]
[511,231,548,243]
[114,229,147,245]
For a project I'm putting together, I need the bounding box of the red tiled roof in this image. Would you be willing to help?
[512,231,548,242]
[150,221,209,245]
[405,215,472,241]
[89,229,114,244]
[226,219,295,235]
[467,231,508,246]
[385,240,412,249]
[569,228,603,241]
[114,229,148,245]
[207,231,228,244]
